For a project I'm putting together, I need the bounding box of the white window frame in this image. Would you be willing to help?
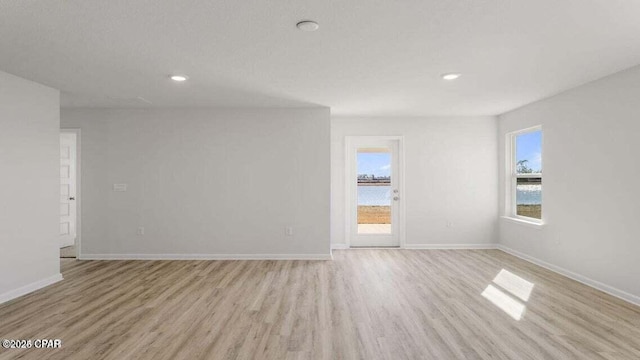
[506,126,543,225]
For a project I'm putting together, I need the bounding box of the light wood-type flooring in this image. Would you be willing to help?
[1,249,639,359]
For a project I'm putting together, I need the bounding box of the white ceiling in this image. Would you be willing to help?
[2,0,640,116]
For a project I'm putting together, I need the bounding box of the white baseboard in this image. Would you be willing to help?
[404,243,498,250]
[331,244,349,250]
[0,274,63,305]
[331,243,498,250]
[497,244,640,307]
[79,253,332,261]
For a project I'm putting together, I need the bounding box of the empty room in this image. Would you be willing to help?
[1,1,640,359]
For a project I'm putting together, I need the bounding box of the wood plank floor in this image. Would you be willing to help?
[1,250,639,359]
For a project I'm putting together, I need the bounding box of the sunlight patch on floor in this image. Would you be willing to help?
[493,269,534,301]
[482,269,534,321]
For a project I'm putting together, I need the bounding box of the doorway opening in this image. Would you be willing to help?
[60,130,80,259]
[346,136,404,248]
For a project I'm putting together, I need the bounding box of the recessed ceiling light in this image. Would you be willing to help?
[296,20,319,32]
[170,75,188,82]
[442,73,461,80]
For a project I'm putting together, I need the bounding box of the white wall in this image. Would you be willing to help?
[331,117,498,248]
[498,65,640,304]
[0,71,61,302]
[61,108,330,259]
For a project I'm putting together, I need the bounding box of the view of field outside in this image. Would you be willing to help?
[515,130,542,219]
[357,150,391,234]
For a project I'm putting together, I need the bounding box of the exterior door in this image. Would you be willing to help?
[60,132,77,248]
[347,137,401,247]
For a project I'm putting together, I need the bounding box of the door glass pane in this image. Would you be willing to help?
[357,148,391,234]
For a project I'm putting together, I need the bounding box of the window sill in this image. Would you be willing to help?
[500,216,544,230]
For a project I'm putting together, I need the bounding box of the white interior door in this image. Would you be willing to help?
[347,137,401,247]
[60,133,77,248]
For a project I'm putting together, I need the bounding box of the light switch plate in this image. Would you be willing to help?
[113,183,127,192]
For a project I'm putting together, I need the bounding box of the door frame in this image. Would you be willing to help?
[61,128,81,258]
[344,136,405,248]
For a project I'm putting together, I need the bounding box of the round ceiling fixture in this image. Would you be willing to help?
[441,73,461,80]
[296,20,319,32]
[170,75,189,82]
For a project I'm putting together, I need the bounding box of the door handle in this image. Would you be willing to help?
[69,197,75,200]
[393,196,400,201]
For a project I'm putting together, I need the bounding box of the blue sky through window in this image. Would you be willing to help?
[516,131,542,172]
[357,152,391,177]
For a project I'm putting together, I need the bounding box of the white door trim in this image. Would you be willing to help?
[344,136,405,248]
[61,128,81,258]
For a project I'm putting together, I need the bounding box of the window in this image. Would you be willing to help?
[508,127,542,222]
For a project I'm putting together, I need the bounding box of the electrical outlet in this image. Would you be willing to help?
[285,227,294,236]
[446,221,453,228]
[137,227,145,235]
